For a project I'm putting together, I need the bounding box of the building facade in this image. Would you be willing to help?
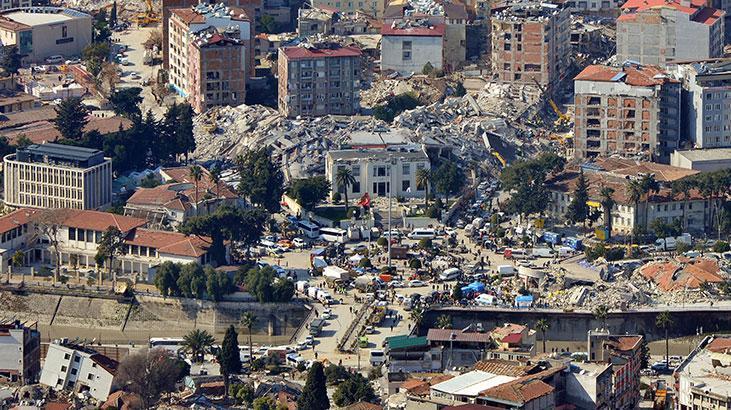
[40,341,118,402]
[187,30,247,113]
[587,330,643,409]
[310,0,386,19]
[0,7,92,63]
[616,0,724,66]
[380,21,445,75]
[573,63,682,161]
[491,2,570,91]
[676,335,731,410]
[0,321,40,384]
[670,148,731,172]
[168,3,251,102]
[0,0,31,10]
[325,146,431,200]
[277,44,362,118]
[3,143,112,210]
[673,60,731,149]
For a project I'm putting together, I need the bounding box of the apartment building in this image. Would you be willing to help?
[561,0,624,14]
[676,335,731,410]
[310,0,386,19]
[3,143,112,210]
[187,29,247,113]
[383,1,468,72]
[381,20,445,75]
[616,0,724,66]
[297,8,376,37]
[0,0,31,10]
[672,60,731,149]
[587,330,643,409]
[573,64,682,160]
[168,3,251,101]
[565,362,613,409]
[277,43,362,118]
[40,341,118,402]
[162,0,260,71]
[545,158,712,235]
[0,7,92,63]
[491,1,570,92]
[0,321,40,385]
[325,145,430,199]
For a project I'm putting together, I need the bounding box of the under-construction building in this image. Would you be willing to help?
[490,1,570,92]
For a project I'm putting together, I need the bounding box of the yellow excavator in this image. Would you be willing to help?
[531,78,571,127]
[134,0,160,26]
[491,151,507,167]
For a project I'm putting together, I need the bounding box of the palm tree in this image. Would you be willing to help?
[240,312,256,364]
[435,314,452,329]
[209,165,222,199]
[535,318,550,353]
[335,167,356,215]
[671,179,692,231]
[640,174,660,231]
[593,304,609,330]
[409,306,424,328]
[416,168,431,206]
[626,180,644,244]
[182,329,215,363]
[599,186,615,238]
[189,165,203,216]
[656,311,673,368]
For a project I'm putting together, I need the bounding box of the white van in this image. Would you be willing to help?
[370,349,386,366]
[439,268,461,281]
[407,228,436,240]
[45,55,64,64]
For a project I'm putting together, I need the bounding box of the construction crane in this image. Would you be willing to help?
[531,78,570,126]
[134,0,160,26]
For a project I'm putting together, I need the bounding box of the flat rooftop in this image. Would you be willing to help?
[21,143,101,162]
[327,146,429,161]
[678,336,731,398]
[674,148,731,162]
[4,9,78,26]
[431,370,517,397]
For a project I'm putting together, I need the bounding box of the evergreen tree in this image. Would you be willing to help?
[109,1,118,26]
[54,97,89,141]
[566,169,590,227]
[297,362,329,410]
[333,373,376,407]
[109,87,143,120]
[0,46,21,77]
[219,325,241,375]
[176,103,196,161]
[236,147,285,212]
[94,226,126,287]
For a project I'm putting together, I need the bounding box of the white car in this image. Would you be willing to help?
[389,281,405,288]
[305,335,314,345]
[45,55,64,64]
[365,326,375,334]
[293,238,306,248]
[409,280,426,287]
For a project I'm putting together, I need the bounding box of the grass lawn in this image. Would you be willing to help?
[315,206,348,221]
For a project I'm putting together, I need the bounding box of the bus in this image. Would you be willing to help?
[298,220,320,239]
[149,337,185,353]
[319,227,348,243]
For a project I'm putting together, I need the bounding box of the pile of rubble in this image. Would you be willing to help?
[360,76,452,108]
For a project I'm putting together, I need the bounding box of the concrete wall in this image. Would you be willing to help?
[26,16,93,63]
[381,34,443,75]
[421,307,731,342]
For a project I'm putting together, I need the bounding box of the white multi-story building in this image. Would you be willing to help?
[676,335,731,410]
[672,60,731,149]
[0,0,31,10]
[380,21,444,75]
[616,0,724,67]
[0,320,40,384]
[325,145,431,200]
[40,341,117,402]
[3,143,112,210]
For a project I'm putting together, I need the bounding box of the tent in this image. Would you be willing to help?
[323,265,350,280]
[348,254,365,264]
[461,281,486,294]
[514,295,533,308]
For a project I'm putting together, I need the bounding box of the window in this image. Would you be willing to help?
[402,180,411,192]
[351,165,360,176]
[62,26,67,38]
[352,181,360,193]
[74,356,80,363]
[70,368,77,375]
[87,373,94,380]
[61,365,67,372]
[402,163,410,175]
[64,353,70,360]
[68,228,76,241]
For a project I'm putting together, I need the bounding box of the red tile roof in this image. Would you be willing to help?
[126,228,213,258]
[0,208,36,235]
[170,7,207,24]
[616,336,643,352]
[707,337,731,353]
[575,64,676,87]
[281,45,362,60]
[3,116,133,145]
[491,323,527,340]
[639,258,724,291]
[381,23,445,36]
[427,328,493,343]
[618,0,723,25]
[473,360,535,377]
[500,333,523,344]
[479,367,564,404]
[59,210,147,233]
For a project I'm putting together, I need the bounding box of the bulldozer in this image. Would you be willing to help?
[134,0,160,26]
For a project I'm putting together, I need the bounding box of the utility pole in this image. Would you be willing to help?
[387,158,394,270]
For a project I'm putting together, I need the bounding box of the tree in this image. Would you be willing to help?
[373,93,421,122]
[500,153,565,220]
[335,167,356,214]
[625,180,644,245]
[297,362,329,410]
[109,87,143,120]
[422,62,435,75]
[656,311,673,368]
[14,135,33,149]
[153,261,181,296]
[95,226,126,287]
[566,169,590,227]
[11,250,24,268]
[182,329,215,363]
[325,365,350,385]
[435,314,452,329]
[209,165,222,199]
[593,305,609,330]
[236,147,285,213]
[189,165,203,215]
[416,168,431,205]
[253,396,286,410]
[219,325,241,379]
[599,186,616,237]
[451,283,463,301]
[0,46,21,77]
[432,161,465,202]
[640,174,660,230]
[176,263,206,298]
[175,103,196,162]
[713,241,730,253]
[54,97,89,141]
[115,349,186,408]
[259,14,279,33]
[333,373,376,407]
[240,312,256,367]
[34,209,68,284]
[109,1,118,26]
[288,176,331,211]
[82,42,110,76]
[245,266,294,303]
[535,318,550,353]
[409,306,424,327]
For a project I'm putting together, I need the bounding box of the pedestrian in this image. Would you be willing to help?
[315,351,319,359]
[390,325,394,331]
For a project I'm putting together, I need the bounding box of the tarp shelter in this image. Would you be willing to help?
[312,257,328,269]
[461,281,485,294]
[349,254,364,264]
[475,294,496,305]
[323,265,350,280]
[514,295,533,308]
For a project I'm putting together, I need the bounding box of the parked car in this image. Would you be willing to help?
[409,280,426,287]
[45,55,64,64]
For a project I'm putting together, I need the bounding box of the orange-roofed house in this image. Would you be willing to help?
[616,0,724,67]
[277,43,363,118]
[588,329,643,409]
[573,62,681,161]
